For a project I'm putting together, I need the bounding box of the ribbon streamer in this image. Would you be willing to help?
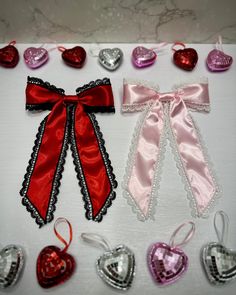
[20,76,117,227]
[122,78,219,220]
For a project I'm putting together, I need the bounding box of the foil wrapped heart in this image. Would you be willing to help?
[37,245,75,288]
[0,245,24,289]
[0,44,19,68]
[173,47,198,71]
[61,46,86,68]
[202,242,236,285]
[132,46,157,68]
[206,49,233,72]
[147,242,188,285]
[98,48,123,71]
[96,245,135,290]
[24,47,49,69]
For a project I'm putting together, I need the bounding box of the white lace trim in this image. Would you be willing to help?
[186,103,210,113]
[122,101,155,112]
[124,78,160,92]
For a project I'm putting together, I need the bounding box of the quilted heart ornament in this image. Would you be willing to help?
[81,233,135,290]
[24,47,49,69]
[0,41,19,68]
[59,45,86,68]
[98,48,123,71]
[132,46,157,68]
[202,211,236,285]
[36,218,75,288]
[172,42,198,71]
[147,221,195,286]
[0,244,25,289]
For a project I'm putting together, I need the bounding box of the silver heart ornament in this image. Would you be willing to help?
[98,48,123,71]
[202,242,236,285]
[96,245,135,290]
[0,245,25,289]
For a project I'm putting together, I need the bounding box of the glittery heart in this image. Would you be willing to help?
[0,245,24,289]
[62,46,86,68]
[98,48,123,71]
[37,246,75,288]
[147,242,188,285]
[206,49,233,72]
[96,245,135,290]
[173,48,198,71]
[0,45,19,68]
[132,46,156,68]
[24,47,49,69]
[202,242,236,285]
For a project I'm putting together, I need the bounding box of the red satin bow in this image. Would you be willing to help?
[20,77,117,227]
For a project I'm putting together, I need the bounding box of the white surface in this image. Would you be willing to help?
[0,44,236,295]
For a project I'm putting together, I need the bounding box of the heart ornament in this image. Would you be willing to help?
[0,244,25,289]
[147,221,195,286]
[24,47,49,69]
[202,211,236,285]
[172,42,198,71]
[132,46,157,68]
[36,218,75,288]
[59,45,86,68]
[81,233,135,290]
[99,48,123,71]
[0,41,19,68]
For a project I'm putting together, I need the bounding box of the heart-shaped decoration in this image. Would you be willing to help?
[132,46,157,68]
[0,245,24,289]
[202,242,236,285]
[61,46,86,68]
[24,47,49,69]
[99,48,123,71]
[96,245,135,290]
[37,245,75,288]
[148,242,188,285]
[206,49,233,72]
[173,47,198,71]
[0,44,19,68]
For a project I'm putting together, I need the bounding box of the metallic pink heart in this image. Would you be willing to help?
[206,49,233,72]
[132,46,156,68]
[24,47,49,69]
[147,242,188,285]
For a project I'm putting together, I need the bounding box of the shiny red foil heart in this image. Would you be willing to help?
[37,246,75,288]
[0,45,19,68]
[62,46,86,68]
[173,48,198,71]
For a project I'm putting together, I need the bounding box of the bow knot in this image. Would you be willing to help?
[158,92,176,102]
[63,95,79,105]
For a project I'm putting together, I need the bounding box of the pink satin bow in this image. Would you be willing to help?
[122,78,219,220]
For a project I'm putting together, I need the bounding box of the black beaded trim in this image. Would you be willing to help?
[76,78,111,95]
[27,76,65,95]
[70,107,117,222]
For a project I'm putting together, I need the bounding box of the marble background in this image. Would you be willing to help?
[0,0,236,43]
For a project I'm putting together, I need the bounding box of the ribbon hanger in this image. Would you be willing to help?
[169,221,195,248]
[54,217,73,253]
[214,210,229,246]
[81,233,111,251]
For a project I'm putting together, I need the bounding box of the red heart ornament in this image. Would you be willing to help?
[37,246,75,288]
[173,43,198,71]
[0,44,19,68]
[61,46,86,68]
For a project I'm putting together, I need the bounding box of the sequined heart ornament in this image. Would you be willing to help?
[59,45,86,68]
[202,211,236,285]
[147,222,195,286]
[81,233,135,290]
[24,47,49,69]
[172,42,198,71]
[98,48,123,71]
[0,41,19,68]
[132,46,157,68]
[0,244,24,289]
[36,218,75,288]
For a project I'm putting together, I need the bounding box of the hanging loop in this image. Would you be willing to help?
[169,221,195,248]
[81,233,111,251]
[214,210,229,246]
[54,217,73,253]
[172,42,186,52]
[57,46,66,52]
[8,40,16,46]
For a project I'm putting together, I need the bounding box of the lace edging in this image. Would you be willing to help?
[26,103,54,111]
[76,78,111,95]
[27,76,65,95]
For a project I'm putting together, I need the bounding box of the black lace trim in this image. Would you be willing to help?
[27,76,65,95]
[76,78,111,95]
[83,105,115,113]
[26,103,54,111]
[70,107,117,222]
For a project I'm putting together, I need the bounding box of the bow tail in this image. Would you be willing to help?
[168,99,219,217]
[70,105,117,222]
[20,103,68,227]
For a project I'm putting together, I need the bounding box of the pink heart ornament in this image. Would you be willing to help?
[24,47,49,69]
[147,242,188,285]
[132,46,156,68]
[206,49,233,72]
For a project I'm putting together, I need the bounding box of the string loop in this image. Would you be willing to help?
[216,35,223,52]
[54,217,73,253]
[57,46,66,52]
[214,210,229,246]
[8,40,16,46]
[172,42,186,52]
[169,221,195,248]
[81,233,111,251]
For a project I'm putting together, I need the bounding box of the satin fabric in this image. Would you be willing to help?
[20,77,116,227]
[123,80,218,219]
